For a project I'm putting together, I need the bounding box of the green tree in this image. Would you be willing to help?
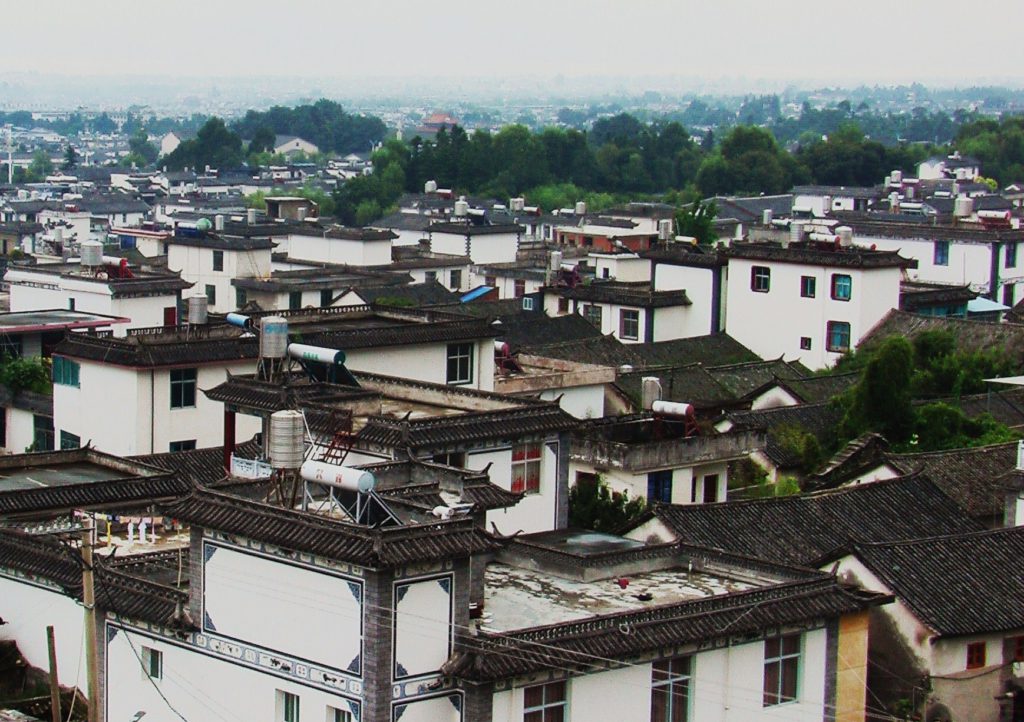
[62,145,77,171]
[128,129,159,166]
[163,117,244,171]
[26,150,54,182]
[841,336,915,444]
[248,126,276,155]
[568,477,646,533]
[675,199,718,244]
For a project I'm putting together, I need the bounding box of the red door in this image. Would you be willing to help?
[163,306,177,326]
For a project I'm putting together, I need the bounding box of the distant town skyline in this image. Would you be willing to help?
[4,0,1023,88]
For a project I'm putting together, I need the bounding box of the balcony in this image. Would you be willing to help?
[570,426,763,473]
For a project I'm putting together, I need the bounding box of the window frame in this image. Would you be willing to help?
[619,308,640,341]
[751,265,771,293]
[59,430,81,450]
[763,632,801,706]
[169,440,197,453]
[514,279,526,298]
[32,414,54,452]
[212,250,224,272]
[702,474,719,504]
[826,321,851,353]
[934,240,950,266]
[205,284,216,306]
[583,304,603,328]
[523,680,567,722]
[522,296,535,311]
[966,641,987,670]
[327,706,352,722]
[141,646,162,680]
[831,273,852,302]
[512,442,542,495]
[1007,242,1018,269]
[53,356,81,387]
[277,690,300,722]
[235,288,247,309]
[450,269,462,289]
[169,368,198,409]
[446,342,473,385]
[651,655,691,722]
[800,275,816,298]
[799,336,812,351]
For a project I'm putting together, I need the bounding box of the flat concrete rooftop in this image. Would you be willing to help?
[0,461,133,493]
[0,309,129,333]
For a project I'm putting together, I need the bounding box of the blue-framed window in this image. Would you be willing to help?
[831,274,852,301]
[827,321,851,353]
[53,357,80,387]
[647,470,673,504]
[934,240,949,266]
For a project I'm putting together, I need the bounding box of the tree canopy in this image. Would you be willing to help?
[162,118,244,171]
[232,99,386,156]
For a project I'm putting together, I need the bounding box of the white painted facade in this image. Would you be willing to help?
[345,340,496,393]
[287,233,392,267]
[52,359,261,456]
[491,627,830,722]
[6,268,182,336]
[724,257,902,369]
[570,459,729,506]
[430,229,520,265]
[0,572,85,683]
[590,253,651,282]
[652,262,721,336]
[475,440,561,535]
[167,243,272,314]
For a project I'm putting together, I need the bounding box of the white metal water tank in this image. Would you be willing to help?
[79,240,103,267]
[424,179,438,194]
[658,218,673,241]
[300,459,376,493]
[891,169,903,184]
[789,221,803,247]
[269,410,305,470]
[260,316,289,358]
[247,208,257,225]
[641,377,663,410]
[510,197,525,212]
[549,249,563,271]
[574,201,587,216]
[762,209,773,227]
[214,214,225,231]
[54,227,64,245]
[954,196,973,218]
[188,295,208,325]
[836,226,854,247]
[652,400,694,417]
[454,197,469,217]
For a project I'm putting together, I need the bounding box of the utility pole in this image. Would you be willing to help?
[81,514,100,722]
[46,625,61,722]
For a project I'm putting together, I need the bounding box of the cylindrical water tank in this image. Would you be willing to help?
[494,340,510,356]
[652,400,694,417]
[978,209,1011,221]
[54,227,64,244]
[574,201,587,216]
[269,410,305,470]
[80,240,103,267]
[226,312,252,329]
[954,196,974,218]
[287,343,344,365]
[188,295,208,324]
[642,377,663,411]
[836,226,854,247]
[425,179,438,193]
[454,198,469,217]
[510,197,525,212]
[762,209,773,227]
[789,221,803,247]
[549,249,563,271]
[658,218,673,240]
[891,169,903,184]
[247,208,257,225]
[300,460,376,493]
[260,316,289,358]
[214,214,225,231]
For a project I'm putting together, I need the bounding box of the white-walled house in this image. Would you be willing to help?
[166,232,275,313]
[722,241,916,369]
[645,244,728,336]
[5,261,192,334]
[428,222,524,265]
[543,281,694,344]
[286,227,396,267]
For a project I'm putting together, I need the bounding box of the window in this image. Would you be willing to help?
[141,646,162,680]
[826,321,851,353]
[1008,242,1018,269]
[320,289,334,308]
[450,269,462,289]
[425,270,437,282]
[169,368,197,409]
[511,442,542,494]
[557,297,569,314]
[235,288,247,308]
[289,291,302,310]
[446,343,473,385]
[431,451,466,468]
[751,265,771,292]
[619,309,640,341]
[205,284,216,305]
[647,470,673,503]
[583,304,603,328]
[514,279,526,298]
[702,474,719,503]
[523,680,566,722]
[52,357,80,387]
[583,235,594,247]
[831,274,852,301]
[68,298,76,311]
[327,706,352,722]
[169,440,197,452]
[485,275,496,288]
[59,431,80,450]
[966,641,987,669]
[0,336,22,359]
[1008,636,1024,662]
[32,415,53,452]
[651,656,691,722]
[934,240,950,266]
[763,633,801,706]
[1005,283,1015,308]
[276,691,300,722]
[522,296,535,311]
[800,275,816,298]
[800,337,812,351]
[212,250,224,272]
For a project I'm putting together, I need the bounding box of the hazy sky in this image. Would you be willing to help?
[5,0,1023,86]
